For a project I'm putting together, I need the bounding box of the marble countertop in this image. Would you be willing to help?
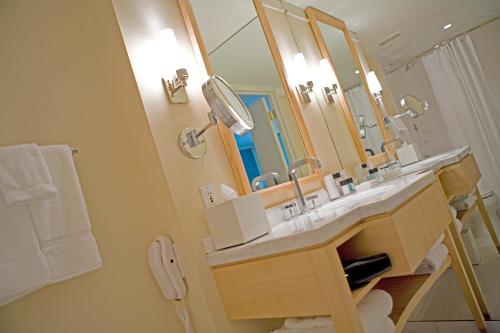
[205,146,470,267]
[207,172,435,267]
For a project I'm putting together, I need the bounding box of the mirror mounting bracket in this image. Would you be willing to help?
[296,81,314,104]
[163,68,190,104]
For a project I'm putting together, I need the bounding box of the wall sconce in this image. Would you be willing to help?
[319,58,338,104]
[293,53,314,104]
[160,28,189,104]
[367,71,383,102]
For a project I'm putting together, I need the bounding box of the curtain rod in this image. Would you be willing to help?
[386,14,500,75]
[263,3,309,22]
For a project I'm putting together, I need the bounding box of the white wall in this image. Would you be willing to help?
[384,18,500,158]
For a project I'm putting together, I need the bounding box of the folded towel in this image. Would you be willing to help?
[429,233,445,253]
[414,244,448,275]
[282,289,393,333]
[0,196,51,306]
[449,205,457,218]
[358,289,393,333]
[29,145,101,281]
[451,194,476,211]
[378,317,395,333]
[0,144,57,205]
[455,218,463,233]
[274,317,394,333]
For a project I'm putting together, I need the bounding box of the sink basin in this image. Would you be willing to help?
[318,184,396,213]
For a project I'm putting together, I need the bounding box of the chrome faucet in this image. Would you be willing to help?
[251,172,280,191]
[287,157,322,215]
[380,137,404,153]
[381,137,404,163]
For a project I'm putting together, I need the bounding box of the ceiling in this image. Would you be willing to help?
[285,0,500,69]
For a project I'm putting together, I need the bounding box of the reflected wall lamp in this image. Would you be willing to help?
[319,58,338,104]
[293,53,314,104]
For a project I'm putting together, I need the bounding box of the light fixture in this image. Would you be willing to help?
[160,28,189,104]
[293,53,314,104]
[367,71,383,101]
[179,76,254,159]
[319,58,338,104]
[355,69,360,74]
[443,23,452,30]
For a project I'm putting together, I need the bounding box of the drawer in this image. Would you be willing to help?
[438,153,480,200]
[340,182,451,277]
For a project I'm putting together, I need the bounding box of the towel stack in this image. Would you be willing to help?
[272,289,394,333]
[0,144,102,306]
[450,193,477,212]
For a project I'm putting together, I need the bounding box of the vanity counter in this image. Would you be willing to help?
[206,171,436,267]
[400,146,470,174]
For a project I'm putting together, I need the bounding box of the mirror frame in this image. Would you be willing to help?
[305,7,392,160]
[178,0,322,200]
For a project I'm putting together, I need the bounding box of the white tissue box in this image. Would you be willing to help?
[396,144,419,166]
[204,192,270,250]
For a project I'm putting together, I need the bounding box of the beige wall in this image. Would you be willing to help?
[110,0,281,332]
[0,0,187,332]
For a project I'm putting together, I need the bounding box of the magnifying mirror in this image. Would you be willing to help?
[179,76,254,159]
[398,95,429,119]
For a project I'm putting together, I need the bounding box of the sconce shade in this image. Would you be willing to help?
[367,71,382,94]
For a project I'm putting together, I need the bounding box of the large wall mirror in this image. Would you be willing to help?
[180,0,321,195]
[305,7,390,158]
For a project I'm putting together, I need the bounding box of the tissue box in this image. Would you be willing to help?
[204,192,270,250]
[396,144,419,166]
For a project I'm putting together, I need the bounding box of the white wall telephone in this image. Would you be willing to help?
[148,236,193,333]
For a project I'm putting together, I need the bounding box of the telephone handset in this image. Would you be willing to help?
[148,235,187,300]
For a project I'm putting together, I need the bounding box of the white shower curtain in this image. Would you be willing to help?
[422,35,500,197]
[345,86,384,153]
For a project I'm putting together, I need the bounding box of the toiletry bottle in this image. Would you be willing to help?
[368,167,380,181]
[323,174,341,200]
[332,172,342,189]
[361,163,369,181]
[340,178,356,195]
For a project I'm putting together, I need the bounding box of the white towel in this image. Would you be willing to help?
[0,196,51,306]
[274,317,394,333]
[455,218,463,233]
[429,234,445,253]
[451,194,476,211]
[0,144,57,205]
[282,289,393,333]
[29,145,101,281]
[449,205,457,218]
[414,244,448,275]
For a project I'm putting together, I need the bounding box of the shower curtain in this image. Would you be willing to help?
[422,35,500,198]
[345,86,384,153]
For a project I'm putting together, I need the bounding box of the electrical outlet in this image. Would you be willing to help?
[199,184,218,208]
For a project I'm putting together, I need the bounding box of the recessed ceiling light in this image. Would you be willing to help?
[443,23,452,30]
[355,70,360,74]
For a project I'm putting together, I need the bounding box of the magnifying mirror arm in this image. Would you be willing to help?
[195,112,218,139]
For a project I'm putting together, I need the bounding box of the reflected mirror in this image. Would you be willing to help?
[187,0,312,191]
[399,95,429,119]
[317,22,384,155]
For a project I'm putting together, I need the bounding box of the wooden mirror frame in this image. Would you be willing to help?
[178,0,323,201]
[305,7,392,160]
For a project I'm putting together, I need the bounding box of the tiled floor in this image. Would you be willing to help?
[403,196,500,331]
[404,321,500,333]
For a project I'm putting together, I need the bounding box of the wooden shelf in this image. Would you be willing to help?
[375,256,452,332]
[352,275,385,305]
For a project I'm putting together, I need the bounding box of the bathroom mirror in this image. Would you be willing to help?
[181,0,319,194]
[179,76,254,159]
[306,7,389,157]
[399,95,429,119]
